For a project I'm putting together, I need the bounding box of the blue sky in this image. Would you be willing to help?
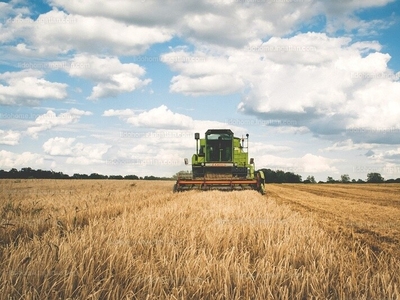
[0,0,399,181]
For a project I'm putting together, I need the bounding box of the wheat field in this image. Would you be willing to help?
[1,180,399,299]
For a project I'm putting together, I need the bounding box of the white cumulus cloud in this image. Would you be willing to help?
[43,137,111,165]
[47,0,393,47]
[104,105,195,129]
[2,9,173,56]
[160,33,400,141]
[50,54,151,99]
[0,69,67,106]
[257,153,341,174]
[27,108,92,138]
[0,150,44,169]
[0,130,21,145]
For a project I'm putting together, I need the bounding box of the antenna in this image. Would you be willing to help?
[195,132,199,155]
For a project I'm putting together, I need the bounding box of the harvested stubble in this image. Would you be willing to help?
[0,179,399,299]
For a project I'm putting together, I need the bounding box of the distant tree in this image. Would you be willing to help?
[262,169,277,183]
[367,172,384,183]
[305,175,316,184]
[385,178,400,183]
[89,173,108,179]
[285,172,302,183]
[351,179,357,183]
[341,174,351,183]
[144,175,166,180]
[124,175,139,180]
[9,168,19,177]
[327,176,335,183]
[21,167,33,175]
[173,170,192,179]
[357,179,365,183]
[275,170,285,183]
[259,168,302,183]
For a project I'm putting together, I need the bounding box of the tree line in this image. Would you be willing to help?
[259,169,302,183]
[0,168,172,180]
[259,169,400,184]
[323,172,400,184]
[1,167,399,184]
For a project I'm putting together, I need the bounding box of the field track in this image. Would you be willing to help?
[1,180,399,299]
[267,184,400,256]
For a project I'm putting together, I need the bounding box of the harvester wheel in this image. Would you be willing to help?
[260,184,266,195]
[173,183,178,193]
[258,170,266,195]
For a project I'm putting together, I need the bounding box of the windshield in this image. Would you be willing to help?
[206,133,232,162]
[206,133,232,141]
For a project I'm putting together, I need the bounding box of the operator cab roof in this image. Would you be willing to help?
[205,129,234,135]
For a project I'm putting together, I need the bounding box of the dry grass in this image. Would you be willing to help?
[268,184,400,256]
[1,180,399,299]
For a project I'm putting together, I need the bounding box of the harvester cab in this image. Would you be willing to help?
[174,129,265,194]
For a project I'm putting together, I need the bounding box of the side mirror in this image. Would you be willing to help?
[250,158,254,164]
[184,158,189,165]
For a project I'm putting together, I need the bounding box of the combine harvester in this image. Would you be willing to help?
[173,129,265,194]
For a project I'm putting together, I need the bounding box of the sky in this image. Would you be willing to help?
[0,0,399,181]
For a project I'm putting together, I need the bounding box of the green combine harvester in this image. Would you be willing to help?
[174,129,265,194]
